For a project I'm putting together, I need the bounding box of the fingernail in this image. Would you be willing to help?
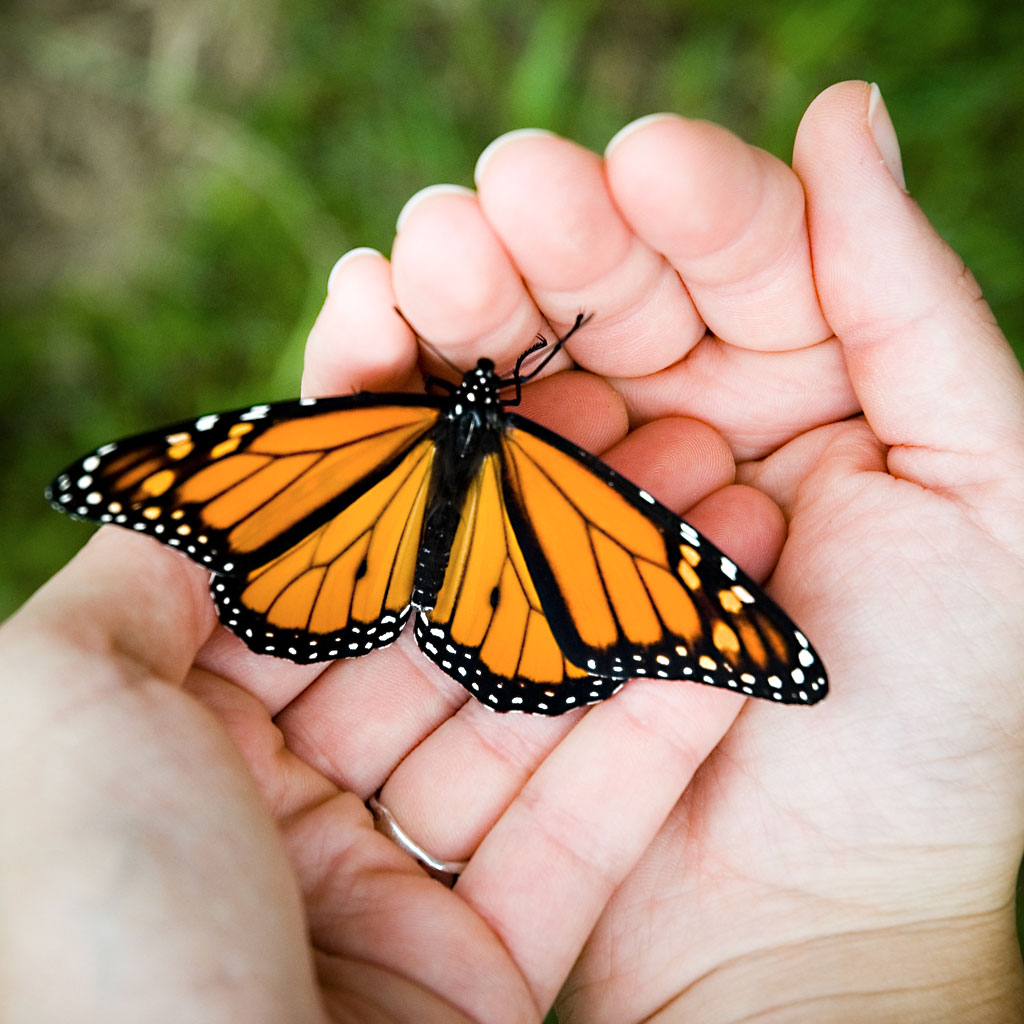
[868,83,907,191]
[327,247,383,294]
[604,112,678,157]
[395,183,476,233]
[474,128,556,183]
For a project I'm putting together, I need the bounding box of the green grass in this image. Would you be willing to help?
[2,0,1022,996]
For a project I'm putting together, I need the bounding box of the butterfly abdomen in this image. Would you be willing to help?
[412,500,465,611]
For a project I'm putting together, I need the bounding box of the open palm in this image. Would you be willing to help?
[4,81,1023,1023]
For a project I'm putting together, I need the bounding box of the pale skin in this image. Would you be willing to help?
[2,79,1023,1022]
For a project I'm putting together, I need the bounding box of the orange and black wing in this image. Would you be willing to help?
[47,396,442,661]
[417,415,826,713]
[413,450,626,712]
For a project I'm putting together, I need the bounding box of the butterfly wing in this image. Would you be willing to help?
[414,450,625,712]
[47,381,827,706]
[416,414,826,713]
[47,395,442,661]
[499,417,827,703]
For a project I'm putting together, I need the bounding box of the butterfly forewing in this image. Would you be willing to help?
[46,396,444,661]
[47,397,442,570]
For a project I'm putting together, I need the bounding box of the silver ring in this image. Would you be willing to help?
[368,795,469,887]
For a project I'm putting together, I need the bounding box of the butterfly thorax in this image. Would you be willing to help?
[442,358,506,454]
[412,359,509,611]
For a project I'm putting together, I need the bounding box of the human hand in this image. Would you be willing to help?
[544,82,1024,1021]
[1,152,766,1018]
[4,78,1023,1024]
[304,79,1024,1020]
[0,193,777,1021]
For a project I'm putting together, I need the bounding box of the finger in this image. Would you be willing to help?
[282,792,538,1023]
[513,369,630,454]
[456,485,785,1009]
[794,81,1024,487]
[597,415,735,508]
[474,129,704,377]
[273,634,469,798]
[303,247,421,396]
[194,630,325,717]
[184,667,339,817]
[605,113,831,352]
[610,333,857,460]
[683,483,788,581]
[7,528,215,693]
[374,702,579,863]
[389,185,553,373]
[460,677,742,1009]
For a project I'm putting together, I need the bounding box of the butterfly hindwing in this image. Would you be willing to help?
[214,432,437,661]
[415,451,625,713]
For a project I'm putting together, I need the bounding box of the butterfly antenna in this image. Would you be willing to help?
[512,335,549,380]
[517,312,592,382]
[501,313,592,405]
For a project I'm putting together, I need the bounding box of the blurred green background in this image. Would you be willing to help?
[2,0,1023,982]
[3,0,1023,615]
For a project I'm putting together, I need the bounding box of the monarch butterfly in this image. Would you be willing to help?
[46,314,827,714]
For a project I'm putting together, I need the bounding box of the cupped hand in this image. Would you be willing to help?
[555,83,1024,1022]
[3,80,1023,1024]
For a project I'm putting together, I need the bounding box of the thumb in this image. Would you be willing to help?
[5,528,216,696]
[793,81,1024,497]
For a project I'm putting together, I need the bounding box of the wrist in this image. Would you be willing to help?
[653,909,1023,1023]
